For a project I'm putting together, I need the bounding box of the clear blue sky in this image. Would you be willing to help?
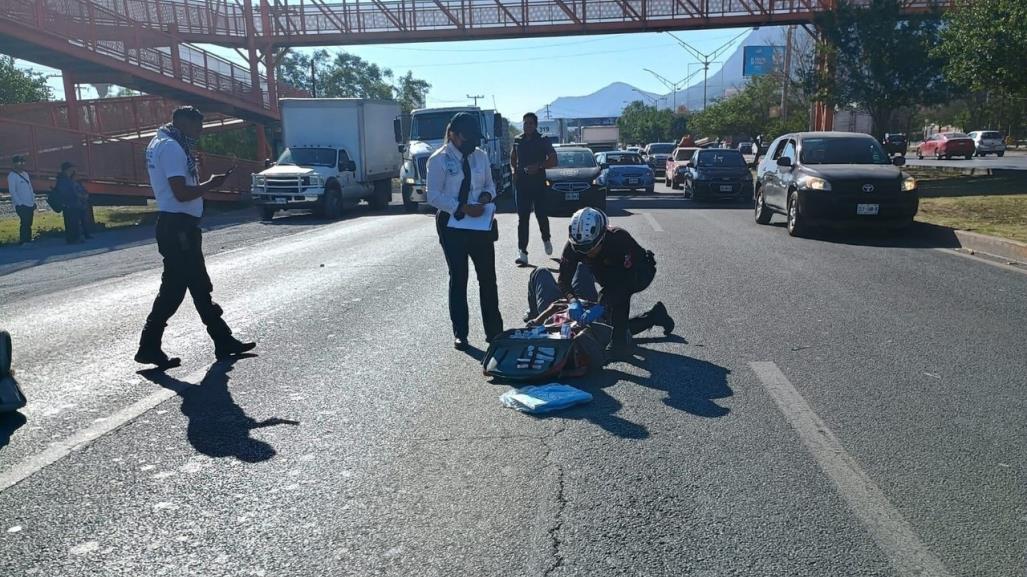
[26,28,756,117]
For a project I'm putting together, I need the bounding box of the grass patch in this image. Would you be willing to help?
[0,205,157,246]
[909,169,1027,198]
[917,195,1027,244]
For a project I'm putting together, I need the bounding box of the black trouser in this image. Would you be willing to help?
[139,212,232,351]
[528,265,660,340]
[62,206,82,243]
[439,224,504,341]
[79,202,93,238]
[15,205,34,244]
[516,178,550,252]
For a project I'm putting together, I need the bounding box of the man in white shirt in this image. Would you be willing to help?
[135,106,255,370]
[7,155,35,245]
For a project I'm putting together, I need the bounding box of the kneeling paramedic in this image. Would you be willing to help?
[557,207,674,356]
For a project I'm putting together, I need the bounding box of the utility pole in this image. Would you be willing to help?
[781,25,795,120]
[467,94,484,107]
[310,59,317,97]
[545,104,552,120]
[666,28,752,110]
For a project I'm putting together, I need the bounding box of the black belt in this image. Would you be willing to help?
[157,211,201,227]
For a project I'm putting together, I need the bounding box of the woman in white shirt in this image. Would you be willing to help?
[7,155,35,245]
[426,113,504,351]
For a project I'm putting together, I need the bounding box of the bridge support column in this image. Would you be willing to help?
[811,26,835,132]
[255,123,269,161]
[62,72,80,131]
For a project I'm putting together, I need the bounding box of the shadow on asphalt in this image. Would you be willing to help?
[768,221,963,249]
[531,342,732,440]
[140,354,299,463]
[0,411,27,451]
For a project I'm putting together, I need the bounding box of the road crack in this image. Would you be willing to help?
[541,424,568,577]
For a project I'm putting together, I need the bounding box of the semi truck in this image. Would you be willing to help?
[398,106,512,212]
[251,98,402,221]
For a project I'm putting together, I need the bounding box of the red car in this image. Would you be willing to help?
[916,132,975,160]
[664,147,699,189]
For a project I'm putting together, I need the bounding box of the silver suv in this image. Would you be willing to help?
[967,130,1006,157]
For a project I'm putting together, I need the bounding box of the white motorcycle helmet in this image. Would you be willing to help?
[568,207,609,254]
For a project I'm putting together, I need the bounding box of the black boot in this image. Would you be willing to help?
[605,331,635,361]
[136,324,181,370]
[214,336,257,360]
[651,301,675,335]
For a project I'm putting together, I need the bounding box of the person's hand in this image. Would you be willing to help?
[463,203,486,217]
[478,192,493,204]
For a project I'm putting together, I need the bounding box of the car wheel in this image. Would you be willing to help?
[754,187,772,225]
[965,154,973,160]
[998,151,1005,158]
[401,184,418,213]
[645,185,654,195]
[319,187,343,220]
[917,149,924,160]
[0,330,11,379]
[259,206,276,222]
[786,190,806,237]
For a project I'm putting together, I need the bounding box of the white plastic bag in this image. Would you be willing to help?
[500,384,592,414]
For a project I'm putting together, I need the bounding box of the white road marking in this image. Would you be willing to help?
[641,212,665,232]
[749,362,954,577]
[931,247,1027,275]
[0,367,204,494]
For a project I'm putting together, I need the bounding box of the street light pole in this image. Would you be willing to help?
[643,68,702,113]
[666,28,752,110]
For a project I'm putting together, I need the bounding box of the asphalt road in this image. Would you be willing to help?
[0,186,1024,577]
[905,150,1027,171]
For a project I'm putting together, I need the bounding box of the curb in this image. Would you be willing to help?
[951,229,1027,266]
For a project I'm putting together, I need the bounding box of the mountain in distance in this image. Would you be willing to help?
[534,26,789,118]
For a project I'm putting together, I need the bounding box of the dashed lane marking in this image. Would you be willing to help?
[641,212,665,232]
[749,361,954,577]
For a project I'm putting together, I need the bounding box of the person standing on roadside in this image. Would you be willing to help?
[135,106,255,370]
[75,177,93,239]
[426,112,504,351]
[8,155,35,245]
[54,161,84,244]
[510,112,558,266]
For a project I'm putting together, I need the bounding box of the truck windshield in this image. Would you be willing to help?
[277,147,336,167]
[411,112,467,142]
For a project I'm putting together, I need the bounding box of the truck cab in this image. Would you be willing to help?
[398,106,511,212]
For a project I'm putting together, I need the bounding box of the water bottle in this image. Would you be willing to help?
[560,323,572,339]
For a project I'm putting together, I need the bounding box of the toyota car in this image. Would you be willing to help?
[754,132,918,236]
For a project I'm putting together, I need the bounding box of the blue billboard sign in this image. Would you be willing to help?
[743,46,784,77]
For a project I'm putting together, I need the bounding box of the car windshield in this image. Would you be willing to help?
[674,148,697,161]
[557,150,597,168]
[411,111,469,141]
[648,144,675,154]
[276,147,336,167]
[981,131,1002,139]
[606,154,644,165]
[799,137,890,165]
[944,132,970,139]
[696,150,746,167]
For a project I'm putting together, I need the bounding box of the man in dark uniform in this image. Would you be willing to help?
[510,112,558,266]
[135,106,255,369]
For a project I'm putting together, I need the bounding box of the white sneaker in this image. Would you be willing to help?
[515,250,528,266]
[544,240,553,256]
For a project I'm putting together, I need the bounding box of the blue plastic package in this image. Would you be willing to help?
[579,304,605,325]
[567,300,584,322]
[500,384,593,414]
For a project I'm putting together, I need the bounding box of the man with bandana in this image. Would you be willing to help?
[135,106,255,370]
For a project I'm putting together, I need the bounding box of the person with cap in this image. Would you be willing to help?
[54,161,84,244]
[558,207,675,357]
[510,112,558,266]
[7,155,35,245]
[135,106,255,370]
[426,112,504,351]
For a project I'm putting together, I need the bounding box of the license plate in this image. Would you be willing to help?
[627,178,640,185]
[719,185,733,192]
[268,198,287,205]
[857,203,879,215]
[565,192,580,201]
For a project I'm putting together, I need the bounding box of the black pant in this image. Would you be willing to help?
[516,178,550,252]
[15,205,34,244]
[440,225,504,341]
[139,212,232,351]
[528,265,660,339]
[79,203,93,238]
[62,206,82,243]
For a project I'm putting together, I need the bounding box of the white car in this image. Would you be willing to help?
[967,130,1006,157]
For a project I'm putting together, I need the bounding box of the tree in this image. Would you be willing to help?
[276,49,430,112]
[937,0,1027,97]
[617,101,688,144]
[814,0,948,137]
[0,55,51,104]
[687,75,806,141]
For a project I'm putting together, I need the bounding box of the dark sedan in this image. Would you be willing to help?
[544,147,605,214]
[683,149,753,203]
[754,132,918,236]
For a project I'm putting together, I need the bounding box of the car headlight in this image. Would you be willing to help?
[902,175,916,192]
[545,179,551,187]
[804,177,831,191]
[405,177,415,184]
[307,174,324,187]
[252,175,266,186]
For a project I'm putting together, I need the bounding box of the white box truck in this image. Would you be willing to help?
[251,98,402,221]
[397,106,511,212]
[580,125,620,152]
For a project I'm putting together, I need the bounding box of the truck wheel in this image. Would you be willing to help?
[401,184,418,213]
[259,206,276,222]
[369,180,391,211]
[0,330,11,379]
[319,187,343,220]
